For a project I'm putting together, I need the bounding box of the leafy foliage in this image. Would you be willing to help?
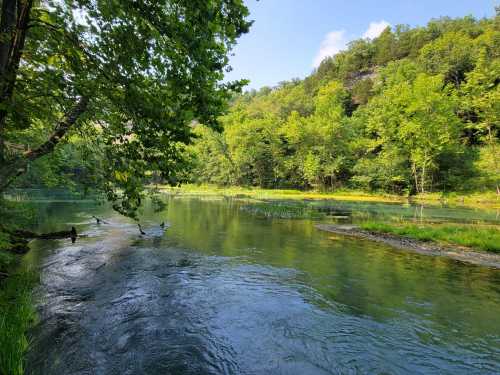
[0,0,251,218]
[188,12,500,196]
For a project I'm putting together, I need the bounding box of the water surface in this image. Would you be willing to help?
[24,196,500,375]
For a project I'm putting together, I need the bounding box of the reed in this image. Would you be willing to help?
[240,202,325,219]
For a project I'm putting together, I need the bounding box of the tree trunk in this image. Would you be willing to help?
[0,0,17,77]
[412,162,420,194]
[0,0,34,161]
[0,0,17,161]
[421,162,426,194]
[13,227,77,241]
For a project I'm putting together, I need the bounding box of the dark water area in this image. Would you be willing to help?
[19,196,500,375]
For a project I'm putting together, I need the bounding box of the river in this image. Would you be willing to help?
[20,194,500,375]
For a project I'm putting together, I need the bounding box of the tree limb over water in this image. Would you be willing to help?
[0,0,252,219]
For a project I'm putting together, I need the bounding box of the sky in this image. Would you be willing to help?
[225,0,498,90]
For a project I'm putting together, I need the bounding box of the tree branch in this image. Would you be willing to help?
[0,96,89,191]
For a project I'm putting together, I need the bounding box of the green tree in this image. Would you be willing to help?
[461,50,500,194]
[419,31,475,86]
[0,0,251,217]
[188,125,235,186]
[225,115,280,188]
[373,27,397,65]
[366,70,462,193]
[280,81,353,189]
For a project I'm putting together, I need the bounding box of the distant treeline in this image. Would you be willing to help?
[186,11,500,195]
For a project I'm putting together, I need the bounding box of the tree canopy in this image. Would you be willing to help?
[0,0,251,217]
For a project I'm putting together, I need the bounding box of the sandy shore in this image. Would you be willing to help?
[316,224,500,269]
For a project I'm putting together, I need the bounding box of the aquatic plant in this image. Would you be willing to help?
[240,202,325,219]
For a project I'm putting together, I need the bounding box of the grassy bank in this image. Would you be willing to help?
[0,200,37,375]
[0,269,37,375]
[360,221,500,253]
[0,230,36,375]
[161,185,500,209]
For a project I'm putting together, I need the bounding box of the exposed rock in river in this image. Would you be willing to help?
[316,224,500,269]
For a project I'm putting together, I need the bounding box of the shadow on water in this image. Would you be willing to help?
[21,196,500,375]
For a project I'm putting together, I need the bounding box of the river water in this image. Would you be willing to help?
[22,195,500,375]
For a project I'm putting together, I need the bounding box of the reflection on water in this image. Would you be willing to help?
[24,196,500,375]
[267,198,500,224]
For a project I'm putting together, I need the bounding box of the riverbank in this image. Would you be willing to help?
[316,224,500,268]
[0,201,37,375]
[0,265,37,375]
[160,185,500,209]
[360,221,500,253]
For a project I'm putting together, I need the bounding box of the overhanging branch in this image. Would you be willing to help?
[0,96,89,191]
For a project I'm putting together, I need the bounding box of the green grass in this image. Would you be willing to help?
[240,202,325,219]
[0,232,16,274]
[0,221,37,375]
[360,221,500,253]
[0,270,37,375]
[160,184,406,202]
[160,184,500,209]
[413,191,500,208]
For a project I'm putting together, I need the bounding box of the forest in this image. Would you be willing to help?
[185,12,500,196]
[8,10,499,200]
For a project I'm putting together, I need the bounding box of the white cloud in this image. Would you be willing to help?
[313,20,392,68]
[312,30,347,68]
[363,20,391,40]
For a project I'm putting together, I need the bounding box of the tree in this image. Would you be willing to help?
[188,125,235,186]
[0,0,251,217]
[366,70,462,193]
[350,106,411,194]
[224,115,280,188]
[461,49,500,194]
[419,31,475,87]
[373,27,397,65]
[279,81,353,189]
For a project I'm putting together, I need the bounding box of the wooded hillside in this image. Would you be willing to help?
[187,11,500,195]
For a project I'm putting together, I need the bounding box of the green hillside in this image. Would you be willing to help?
[187,12,500,196]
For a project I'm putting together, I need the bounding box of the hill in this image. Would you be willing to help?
[187,11,500,196]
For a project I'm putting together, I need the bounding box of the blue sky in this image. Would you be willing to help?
[225,0,498,90]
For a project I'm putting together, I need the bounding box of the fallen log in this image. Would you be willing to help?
[12,226,78,243]
[0,226,77,258]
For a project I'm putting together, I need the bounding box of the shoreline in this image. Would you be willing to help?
[316,224,500,269]
[159,185,500,210]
